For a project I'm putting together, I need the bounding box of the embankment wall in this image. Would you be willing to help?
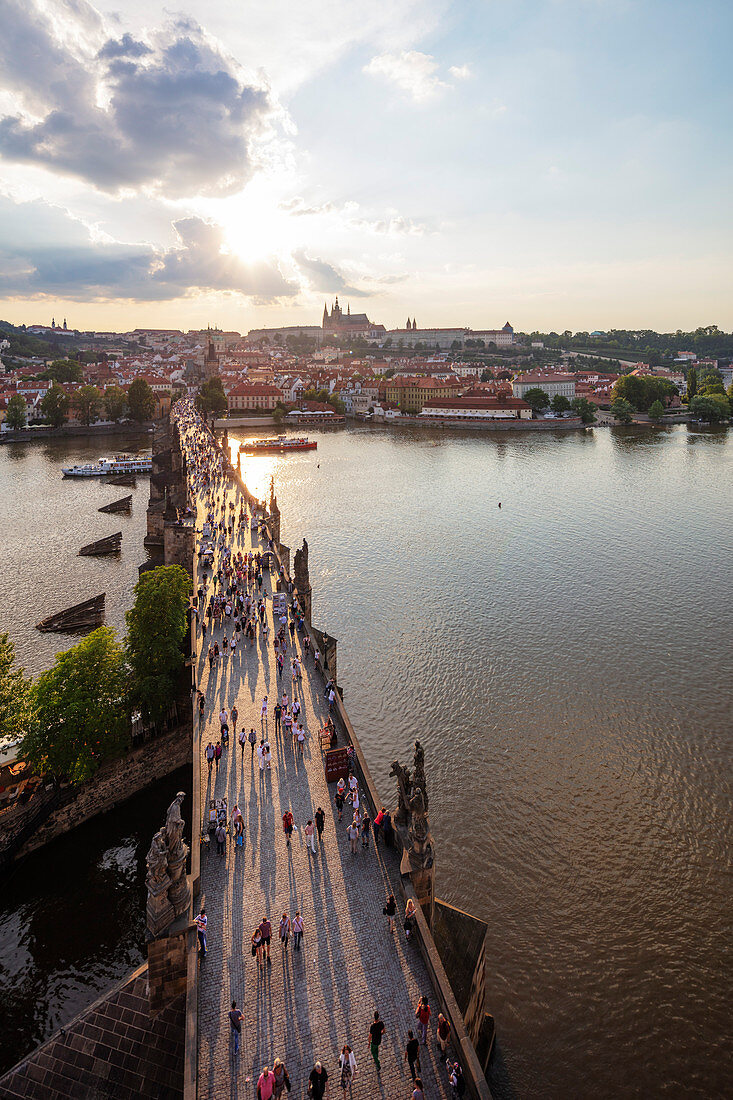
[14,721,192,860]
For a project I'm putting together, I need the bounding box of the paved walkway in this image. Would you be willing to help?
[193,475,453,1099]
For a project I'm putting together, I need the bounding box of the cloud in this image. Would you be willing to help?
[363,50,450,102]
[0,197,297,302]
[278,197,337,217]
[448,63,472,80]
[349,214,426,236]
[0,1,281,197]
[292,249,368,296]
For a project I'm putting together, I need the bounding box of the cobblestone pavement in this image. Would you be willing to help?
[194,478,453,1100]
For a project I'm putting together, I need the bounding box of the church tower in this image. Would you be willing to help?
[204,338,220,380]
[322,302,328,328]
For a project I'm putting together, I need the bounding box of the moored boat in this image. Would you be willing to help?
[61,453,152,477]
[238,437,317,453]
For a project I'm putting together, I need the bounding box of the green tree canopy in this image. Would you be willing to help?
[523,387,550,412]
[648,399,665,420]
[40,383,70,428]
[103,385,128,423]
[686,366,697,400]
[610,398,635,423]
[196,377,228,417]
[125,566,190,722]
[551,394,572,413]
[0,632,33,744]
[45,359,83,383]
[21,627,129,785]
[699,370,724,395]
[127,378,155,422]
[5,393,27,430]
[688,394,731,423]
[72,384,102,425]
[571,397,597,423]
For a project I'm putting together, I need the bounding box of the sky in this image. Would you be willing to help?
[0,0,731,335]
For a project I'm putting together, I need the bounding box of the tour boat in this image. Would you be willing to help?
[61,454,153,477]
[238,437,317,453]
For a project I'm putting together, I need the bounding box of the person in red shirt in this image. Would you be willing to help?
[257,1065,275,1100]
[282,810,294,847]
[415,996,431,1044]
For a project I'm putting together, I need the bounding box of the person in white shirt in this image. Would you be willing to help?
[338,1044,357,1090]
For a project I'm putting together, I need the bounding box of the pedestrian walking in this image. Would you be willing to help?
[361,811,371,848]
[384,893,397,933]
[279,912,290,948]
[404,898,417,940]
[205,741,214,774]
[198,692,206,723]
[369,1011,385,1072]
[259,916,272,963]
[248,727,257,758]
[274,702,282,735]
[239,728,246,759]
[261,695,268,728]
[228,1000,244,1054]
[404,1030,420,1081]
[292,911,304,951]
[215,821,226,857]
[308,1061,328,1100]
[415,997,431,1044]
[411,1077,425,1100]
[195,907,207,957]
[305,819,316,854]
[251,925,264,966]
[214,741,222,772]
[315,806,325,841]
[448,1059,466,1097]
[347,817,359,855]
[437,1013,451,1061]
[272,1058,291,1099]
[338,1044,357,1091]
[257,1065,275,1100]
[231,705,238,737]
[283,809,294,846]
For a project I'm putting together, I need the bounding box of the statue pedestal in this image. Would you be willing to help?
[146,875,175,938]
[167,846,191,918]
[400,843,435,930]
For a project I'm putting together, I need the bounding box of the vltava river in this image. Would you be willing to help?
[0,424,730,1097]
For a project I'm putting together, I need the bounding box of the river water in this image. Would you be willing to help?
[0,425,730,1096]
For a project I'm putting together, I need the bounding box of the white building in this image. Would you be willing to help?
[512,373,576,400]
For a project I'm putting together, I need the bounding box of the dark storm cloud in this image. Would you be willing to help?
[292,249,369,296]
[0,199,297,302]
[0,1,277,196]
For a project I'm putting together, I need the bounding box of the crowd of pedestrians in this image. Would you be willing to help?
[177,400,465,1098]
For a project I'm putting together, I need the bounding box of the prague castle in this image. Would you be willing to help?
[321,298,514,350]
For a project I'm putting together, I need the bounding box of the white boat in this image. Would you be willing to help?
[61,453,153,477]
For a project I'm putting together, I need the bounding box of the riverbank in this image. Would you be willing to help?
[0,421,154,444]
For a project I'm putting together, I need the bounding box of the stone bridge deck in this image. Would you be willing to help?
[195,479,452,1099]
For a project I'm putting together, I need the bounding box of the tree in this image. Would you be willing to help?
[45,359,83,383]
[103,385,127,422]
[5,393,27,429]
[727,381,733,404]
[523,387,550,413]
[571,397,597,423]
[699,370,724,396]
[21,627,128,785]
[480,369,494,382]
[0,632,33,743]
[72,384,102,426]
[648,399,665,420]
[273,405,285,425]
[127,378,155,422]
[125,565,190,722]
[551,394,571,413]
[40,383,69,427]
[610,398,634,423]
[196,378,227,418]
[686,367,697,400]
[688,394,731,423]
